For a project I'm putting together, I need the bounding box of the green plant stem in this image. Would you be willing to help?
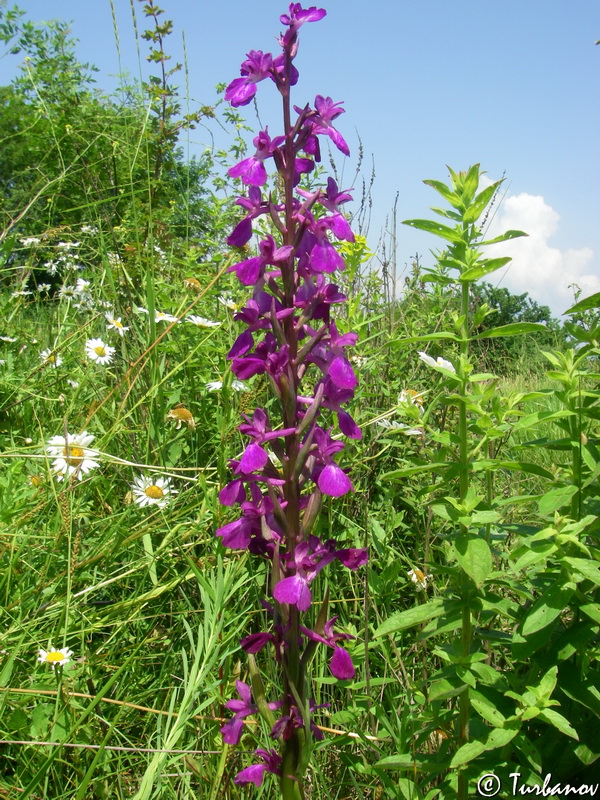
[457,277,471,800]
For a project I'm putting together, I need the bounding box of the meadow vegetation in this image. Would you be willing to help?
[0,3,599,798]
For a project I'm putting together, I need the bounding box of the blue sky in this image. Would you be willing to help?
[2,1,599,314]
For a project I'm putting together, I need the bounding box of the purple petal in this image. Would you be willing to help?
[216,519,251,550]
[273,574,312,611]
[239,443,269,473]
[240,631,274,653]
[221,716,244,745]
[219,479,246,506]
[338,410,362,440]
[227,216,253,247]
[310,240,344,273]
[228,329,254,359]
[330,646,355,680]
[225,78,257,107]
[234,763,267,787]
[228,158,267,187]
[318,463,354,497]
[336,547,369,570]
[328,356,357,390]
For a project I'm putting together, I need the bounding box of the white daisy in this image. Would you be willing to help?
[21,236,41,247]
[80,225,98,234]
[44,259,60,276]
[407,568,430,591]
[131,475,176,509]
[56,241,80,250]
[377,419,423,435]
[85,338,115,366]
[67,379,79,388]
[40,348,63,368]
[11,290,32,298]
[38,646,73,668]
[218,293,239,311]
[46,431,99,481]
[418,351,456,373]
[105,313,129,336]
[154,310,180,324]
[75,278,91,294]
[206,379,247,392]
[59,285,78,300]
[186,314,220,328]
[0,336,17,342]
[37,283,52,293]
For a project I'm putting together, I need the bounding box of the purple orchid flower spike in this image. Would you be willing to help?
[219,6,366,794]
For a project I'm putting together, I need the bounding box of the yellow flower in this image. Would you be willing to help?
[38,646,73,668]
[183,277,202,292]
[167,405,196,430]
[407,568,430,591]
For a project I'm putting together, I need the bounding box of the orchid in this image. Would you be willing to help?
[218,6,366,796]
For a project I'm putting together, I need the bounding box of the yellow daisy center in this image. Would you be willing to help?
[45,651,65,663]
[47,354,56,363]
[413,568,425,582]
[144,485,164,500]
[112,319,123,328]
[62,445,85,465]
[94,346,106,357]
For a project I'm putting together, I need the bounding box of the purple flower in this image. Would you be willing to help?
[309,95,350,156]
[221,681,282,745]
[234,748,282,786]
[226,50,273,107]
[301,615,356,679]
[228,130,284,187]
[228,235,293,286]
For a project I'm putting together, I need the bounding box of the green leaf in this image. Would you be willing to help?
[564,291,600,314]
[373,598,446,638]
[562,557,600,586]
[472,322,549,339]
[471,460,555,480]
[422,178,461,208]
[462,181,501,224]
[460,257,512,281]
[402,218,463,244]
[580,603,600,624]
[470,690,507,726]
[382,462,449,480]
[449,740,486,767]
[453,533,492,587]
[375,753,449,773]
[537,709,579,740]
[538,485,579,515]
[389,331,460,345]
[521,581,576,636]
[479,229,528,245]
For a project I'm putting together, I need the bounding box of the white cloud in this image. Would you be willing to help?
[482,190,598,315]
